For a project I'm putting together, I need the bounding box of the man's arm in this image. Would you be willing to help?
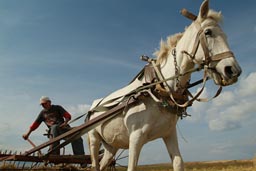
[22,121,41,140]
[59,112,71,128]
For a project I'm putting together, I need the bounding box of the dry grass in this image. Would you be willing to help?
[253,155,256,167]
[116,159,255,171]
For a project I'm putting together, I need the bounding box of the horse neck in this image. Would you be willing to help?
[159,51,194,93]
[160,26,197,92]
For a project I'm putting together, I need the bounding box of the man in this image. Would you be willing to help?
[22,96,85,155]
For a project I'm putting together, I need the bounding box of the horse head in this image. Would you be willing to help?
[180,0,242,86]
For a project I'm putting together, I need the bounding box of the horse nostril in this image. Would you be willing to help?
[224,66,233,78]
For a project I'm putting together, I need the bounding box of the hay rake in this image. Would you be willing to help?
[0,150,92,170]
[0,97,136,170]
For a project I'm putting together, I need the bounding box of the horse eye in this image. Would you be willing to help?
[204,29,212,36]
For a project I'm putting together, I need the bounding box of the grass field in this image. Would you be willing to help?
[116,159,255,171]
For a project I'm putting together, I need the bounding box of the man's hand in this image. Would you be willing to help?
[59,121,69,128]
[22,133,29,140]
[22,129,32,140]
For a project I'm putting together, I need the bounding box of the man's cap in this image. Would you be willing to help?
[40,96,51,104]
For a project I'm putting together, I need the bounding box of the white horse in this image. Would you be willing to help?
[87,1,242,171]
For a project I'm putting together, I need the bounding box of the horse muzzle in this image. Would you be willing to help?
[212,64,242,86]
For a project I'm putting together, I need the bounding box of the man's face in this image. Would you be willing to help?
[41,101,51,110]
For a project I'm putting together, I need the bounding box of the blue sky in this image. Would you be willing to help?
[0,0,255,165]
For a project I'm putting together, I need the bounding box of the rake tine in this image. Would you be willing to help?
[12,151,17,165]
[2,150,9,166]
[29,162,33,169]
[16,151,22,169]
[116,155,128,161]
[30,162,36,169]
[32,162,38,169]
[43,157,50,167]
[115,149,125,161]
[3,160,5,166]
[35,162,40,168]
[16,161,20,169]
[12,161,16,168]
[26,138,43,157]
[115,162,128,168]
[22,162,26,169]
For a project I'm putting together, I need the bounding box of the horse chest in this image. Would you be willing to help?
[125,100,178,140]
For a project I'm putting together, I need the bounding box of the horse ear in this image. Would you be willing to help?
[199,0,209,20]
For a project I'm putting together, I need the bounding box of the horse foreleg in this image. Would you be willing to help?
[163,129,184,171]
[88,131,101,171]
[127,130,144,171]
[99,142,118,171]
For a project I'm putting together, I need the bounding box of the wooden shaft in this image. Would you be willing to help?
[26,138,43,156]
[180,8,197,21]
[27,138,36,148]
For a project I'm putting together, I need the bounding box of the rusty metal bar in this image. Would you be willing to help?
[1,154,91,164]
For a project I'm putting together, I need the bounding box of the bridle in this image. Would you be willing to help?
[180,8,235,75]
[181,21,234,69]
[161,11,236,108]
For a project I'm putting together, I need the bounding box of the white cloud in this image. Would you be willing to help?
[186,87,209,122]
[209,119,241,131]
[237,72,256,96]
[212,91,235,107]
[209,143,234,154]
[67,104,91,116]
[187,71,256,131]
[66,104,91,126]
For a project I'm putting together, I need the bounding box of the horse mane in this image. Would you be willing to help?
[154,10,222,64]
[154,32,183,64]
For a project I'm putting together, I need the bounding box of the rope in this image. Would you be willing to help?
[177,123,188,143]
[69,113,88,124]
